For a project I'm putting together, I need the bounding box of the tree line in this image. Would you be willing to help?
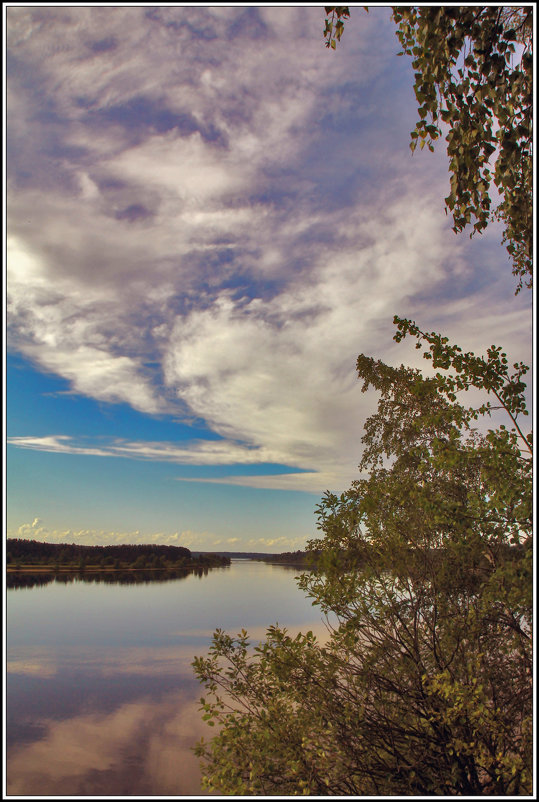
[257,550,312,565]
[6,538,230,570]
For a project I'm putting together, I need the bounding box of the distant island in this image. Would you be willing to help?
[6,538,230,573]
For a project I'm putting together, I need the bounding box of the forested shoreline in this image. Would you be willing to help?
[6,538,230,572]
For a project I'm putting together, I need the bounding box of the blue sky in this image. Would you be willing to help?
[4,6,532,551]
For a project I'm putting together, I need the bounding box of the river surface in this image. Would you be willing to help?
[6,560,327,796]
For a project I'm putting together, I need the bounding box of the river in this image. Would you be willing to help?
[6,559,327,796]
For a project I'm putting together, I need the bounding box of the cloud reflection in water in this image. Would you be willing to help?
[7,691,210,796]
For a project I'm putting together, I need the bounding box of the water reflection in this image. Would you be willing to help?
[7,560,326,796]
[7,690,210,796]
[6,565,220,590]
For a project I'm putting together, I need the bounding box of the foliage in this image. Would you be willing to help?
[323,6,350,50]
[324,6,533,291]
[193,321,532,795]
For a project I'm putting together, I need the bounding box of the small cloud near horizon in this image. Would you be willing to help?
[9,520,310,553]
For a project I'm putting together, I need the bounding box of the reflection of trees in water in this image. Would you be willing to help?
[6,573,57,590]
[6,567,214,591]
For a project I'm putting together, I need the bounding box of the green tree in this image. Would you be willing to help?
[325,6,533,291]
[193,323,532,794]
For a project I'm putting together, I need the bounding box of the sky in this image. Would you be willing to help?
[4,5,532,552]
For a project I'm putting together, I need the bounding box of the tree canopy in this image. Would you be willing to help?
[325,6,533,291]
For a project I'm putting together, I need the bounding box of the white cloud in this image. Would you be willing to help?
[11,519,201,548]
[8,436,114,459]
[6,6,532,499]
[7,434,282,465]
[106,132,250,200]
[174,471,351,494]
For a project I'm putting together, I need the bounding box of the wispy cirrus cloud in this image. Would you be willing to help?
[7,434,288,466]
[174,472,350,495]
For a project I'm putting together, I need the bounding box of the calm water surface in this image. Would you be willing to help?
[6,560,326,796]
